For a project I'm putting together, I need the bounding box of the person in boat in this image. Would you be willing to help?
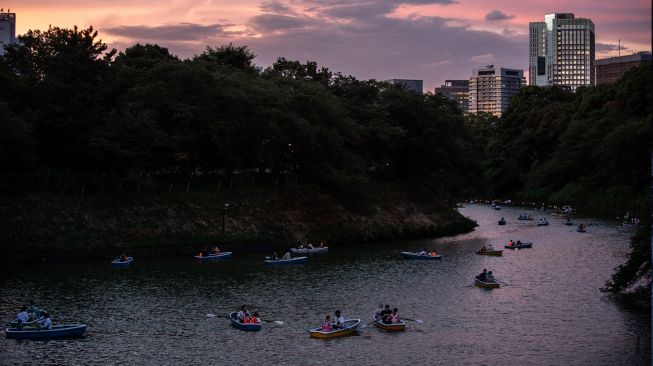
[281,251,291,260]
[508,240,514,247]
[516,240,522,246]
[237,305,250,323]
[249,312,261,324]
[380,304,393,324]
[298,242,304,249]
[391,308,400,324]
[419,249,427,256]
[211,246,221,255]
[307,243,314,249]
[487,243,495,251]
[271,251,279,260]
[334,310,345,329]
[319,242,325,248]
[38,312,52,330]
[486,271,495,282]
[478,269,488,281]
[479,245,487,252]
[27,300,42,321]
[375,303,385,317]
[16,306,29,330]
[120,253,129,262]
[430,250,438,256]
[321,315,332,332]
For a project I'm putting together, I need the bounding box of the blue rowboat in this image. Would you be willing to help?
[111,257,133,268]
[504,242,533,249]
[401,252,441,260]
[5,324,86,339]
[308,319,360,339]
[229,312,261,332]
[264,256,307,265]
[194,252,232,260]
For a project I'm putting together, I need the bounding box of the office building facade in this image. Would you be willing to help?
[0,11,16,56]
[385,79,423,93]
[434,80,469,114]
[529,13,595,91]
[469,65,524,117]
[595,53,652,84]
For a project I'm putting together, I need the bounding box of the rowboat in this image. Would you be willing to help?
[290,247,328,255]
[264,256,307,265]
[565,222,574,226]
[5,324,86,339]
[577,228,587,233]
[621,223,642,229]
[111,257,133,268]
[229,312,261,332]
[372,314,406,332]
[401,251,441,260]
[504,242,533,249]
[476,250,502,256]
[194,252,232,260]
[518,216,533,221]
[474,276,500,289]
[498,220,506,225]
[308,319,360,339]
[536,221,549,226]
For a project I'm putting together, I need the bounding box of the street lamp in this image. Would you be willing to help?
[222,203,229,237]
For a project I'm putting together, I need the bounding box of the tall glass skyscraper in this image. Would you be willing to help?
[529,13,595,91]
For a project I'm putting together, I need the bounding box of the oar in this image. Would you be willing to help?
[261,319,284,325]
[361,319,378,328]
[494,278,510,286]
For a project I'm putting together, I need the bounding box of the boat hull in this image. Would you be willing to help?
[309,319,360,339]
[372,315,406,332]
[111,257,133,268]
[401,252,441,260]
[194,252,232,260]
[229,312,261,332]
[290,247,328,255]
[476,250,502,256]
[5,324,86,339]
[474,276,500,289]
[264,256,307,265]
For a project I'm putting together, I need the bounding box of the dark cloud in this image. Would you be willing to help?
[249,14,321,32]
[304,0,456,20]
[596,42,629,53]
[104,23,236,41]
[260,1,292,14]
[485,10,515,21]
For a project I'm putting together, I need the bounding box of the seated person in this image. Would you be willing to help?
[321,315,332,332]
[334,310,345,329]
[16,306,29,330]
[486,271,495,281]
[380,305,393,324]
[38,313,52,330]
[430,250,437,256]
[212,246,220,254]
[487,243,495,251]
[271,252,279,260]
[307,243,314,249]
[237,306,250,323]
[478,269,488,281]
[249,312,261,324]
[391,308,400,324]
[281,251,291,260]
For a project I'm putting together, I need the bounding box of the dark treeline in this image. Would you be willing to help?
[0,26,482,202]
[468,64,652,216]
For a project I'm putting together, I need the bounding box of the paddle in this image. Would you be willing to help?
[494,278,510,286]
[261,319,284,325]
[400,318,423,324]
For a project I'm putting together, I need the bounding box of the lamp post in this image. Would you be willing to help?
[222,203,229,237]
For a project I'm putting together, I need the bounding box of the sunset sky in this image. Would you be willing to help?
[4,0,652,90]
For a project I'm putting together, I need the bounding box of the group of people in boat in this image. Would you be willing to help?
[518,214,532,220]
[506,240,524,247]
[537,218,549,225]
[296,241,326,249]
[114,253,130,262]
[418,249,439,257]
[198,245,221,257]
[236,305,261,325]
[320,310,346,332]
[375,304,401,324]
[13,301,51,330]
[478,243,496,252]
[477,269,495,282]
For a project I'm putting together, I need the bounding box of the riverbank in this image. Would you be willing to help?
[0,185,476,264]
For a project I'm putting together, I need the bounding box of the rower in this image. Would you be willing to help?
[38,312,52,330]
[334,310,345,329]
[486,271,495,282]
[16,306,29,330]
[375,303,384,317]
[380,305,393,324]
[478,268,488,281]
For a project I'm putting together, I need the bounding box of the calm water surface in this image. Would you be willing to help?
[1,204,649,365]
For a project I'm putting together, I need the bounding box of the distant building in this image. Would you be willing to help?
[434,80,469,114]
[529,13,595,91]
[0,10,16,56]
[595,53,652,84]
[386,79,423,93]
[469,65,524,117]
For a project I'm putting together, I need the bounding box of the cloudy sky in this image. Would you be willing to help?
[5,0,652,90]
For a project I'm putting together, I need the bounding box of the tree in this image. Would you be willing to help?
[192,43,256,71]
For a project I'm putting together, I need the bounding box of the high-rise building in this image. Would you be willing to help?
[469,65,524,117]
[0,10,16,56]
[595,53,652,84]
[434,80,469,114]
[529,13,595,91]
[385,79,423,93]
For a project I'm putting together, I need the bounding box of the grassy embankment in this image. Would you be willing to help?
[0,184,476,264]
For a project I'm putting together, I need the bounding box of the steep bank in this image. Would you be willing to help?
[0,186,475,264]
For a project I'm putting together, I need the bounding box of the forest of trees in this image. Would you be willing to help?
[0,26,482,203]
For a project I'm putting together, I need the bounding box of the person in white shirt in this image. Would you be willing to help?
[487,243,494,251]
[38,313,52,330]
[334,310,345,329]
[237,306,250,323]
[16,306,29,330]
[281,252,291,260]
